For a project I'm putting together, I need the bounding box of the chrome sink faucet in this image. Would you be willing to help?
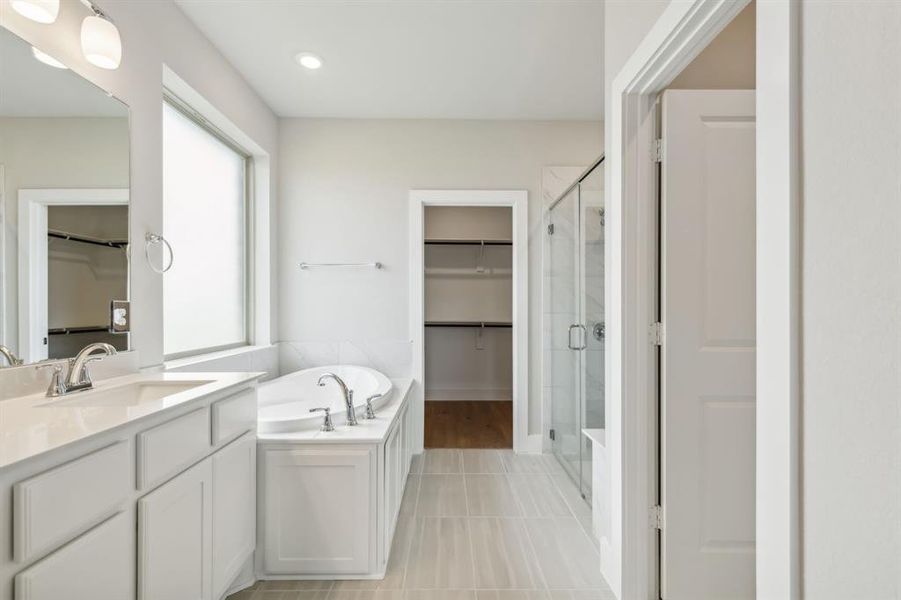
[0,345,23,367]
[38,342,117,397]
[317,372,357,426]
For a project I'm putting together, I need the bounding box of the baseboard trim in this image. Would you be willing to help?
[425,388,512,402]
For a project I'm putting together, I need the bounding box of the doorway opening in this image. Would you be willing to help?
[422,206,513,448]
[409,190,528,454]
[654,3,757,599]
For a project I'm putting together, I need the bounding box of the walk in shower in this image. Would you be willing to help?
[545,156,604,498]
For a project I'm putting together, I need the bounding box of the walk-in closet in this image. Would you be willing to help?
[423,206,513,448]
[47,205,129,358]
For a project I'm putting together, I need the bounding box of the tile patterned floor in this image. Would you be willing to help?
[228,450,614,600]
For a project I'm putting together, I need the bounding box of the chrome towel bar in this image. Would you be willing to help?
[299,262,383,270]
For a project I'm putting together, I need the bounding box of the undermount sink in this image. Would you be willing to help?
[42,380,213,408]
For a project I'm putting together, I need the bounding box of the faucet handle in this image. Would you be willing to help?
[36,362,66,397]
[309,407,335,432]
[364,393,383,420]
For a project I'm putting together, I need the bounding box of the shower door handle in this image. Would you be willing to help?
[568,324,587,351]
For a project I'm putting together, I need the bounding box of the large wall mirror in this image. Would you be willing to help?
[0,27,130,366]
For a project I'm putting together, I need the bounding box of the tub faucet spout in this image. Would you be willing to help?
[317,372,357,426]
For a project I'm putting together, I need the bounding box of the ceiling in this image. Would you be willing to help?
[174,0,604,120]
[0,28,127,117]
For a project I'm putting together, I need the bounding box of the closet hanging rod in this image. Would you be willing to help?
[424,239,512,246]
[299,262,383,270]
[48,229,128,249]
[424,321,512,328]
[48,326,111,335]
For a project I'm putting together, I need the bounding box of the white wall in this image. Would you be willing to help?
[0,0,279,369]
[278,118,602,434]
[668,1,755,90]
[800,1,901,597]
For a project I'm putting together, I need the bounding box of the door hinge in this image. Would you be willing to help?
[547,223,555,235]
[649,322,664,346]
[651,505,665,530]
[549,428,556,441]
[653,138,664,163]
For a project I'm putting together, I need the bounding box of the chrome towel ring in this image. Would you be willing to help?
[144,233,173,274]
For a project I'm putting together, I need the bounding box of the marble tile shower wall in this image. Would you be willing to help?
[583,205,604,430]
[278,340,413,379]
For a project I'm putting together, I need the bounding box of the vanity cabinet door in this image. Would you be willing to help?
[262,446,373,575]
[212,433,256,599]
[14,513,133,600]
[138,458,213,600]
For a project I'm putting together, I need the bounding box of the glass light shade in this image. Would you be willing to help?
[81,15,121,70]
[11,0,59,23]
[31,46,67,69]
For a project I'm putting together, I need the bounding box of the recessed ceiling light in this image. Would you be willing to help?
[31,46,67,69]
[295,52,323,70]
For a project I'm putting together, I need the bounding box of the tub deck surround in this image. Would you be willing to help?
[257,378,414,581]
[0,370,265,471]
[258,378,412,443]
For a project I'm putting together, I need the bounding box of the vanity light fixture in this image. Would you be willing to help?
[11,0,59,24]
[79,0,121,70]
[31,46,67,69]
[295,52,323,70]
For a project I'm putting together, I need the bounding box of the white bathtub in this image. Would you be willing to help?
[257,365,393,433]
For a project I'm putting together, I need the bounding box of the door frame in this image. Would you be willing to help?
[409,190,529,454]
[18,188,129,362]
[607,1,799,599]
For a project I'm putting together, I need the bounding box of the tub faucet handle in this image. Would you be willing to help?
[309,407,335,432]
[364,393,383,420]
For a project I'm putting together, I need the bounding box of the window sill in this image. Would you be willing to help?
[164,344,275,371]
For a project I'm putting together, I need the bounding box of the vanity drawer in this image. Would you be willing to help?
[211,389,256,446]
[14,513,133,600]
[137,407,210,491]
[13,441,131,563]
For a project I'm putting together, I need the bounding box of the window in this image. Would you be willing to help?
[162,97,250,358]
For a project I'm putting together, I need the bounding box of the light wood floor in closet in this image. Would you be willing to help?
[424,401,513,449]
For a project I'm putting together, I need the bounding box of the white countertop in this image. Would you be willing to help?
[0,370,263,470]
[258,378,413,444]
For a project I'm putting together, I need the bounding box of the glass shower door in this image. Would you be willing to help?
[547,187,584,489]
[546,159,605,499]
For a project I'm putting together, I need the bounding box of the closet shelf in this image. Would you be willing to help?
[48,326,114,335]
[424,239,512,246]
[424,321,512,328]
[48,229,128,249]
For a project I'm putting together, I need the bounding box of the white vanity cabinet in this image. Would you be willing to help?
[139,458,213,600]
[212,433,256,599]
[259,389,412,580]
[0,379,260,600]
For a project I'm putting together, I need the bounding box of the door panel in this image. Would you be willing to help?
[660,89,756,600]
[212,433,256,599]
[548,187,583,489]
[138,458,213,600]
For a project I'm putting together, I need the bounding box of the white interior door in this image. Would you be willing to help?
[660,89,756,600]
